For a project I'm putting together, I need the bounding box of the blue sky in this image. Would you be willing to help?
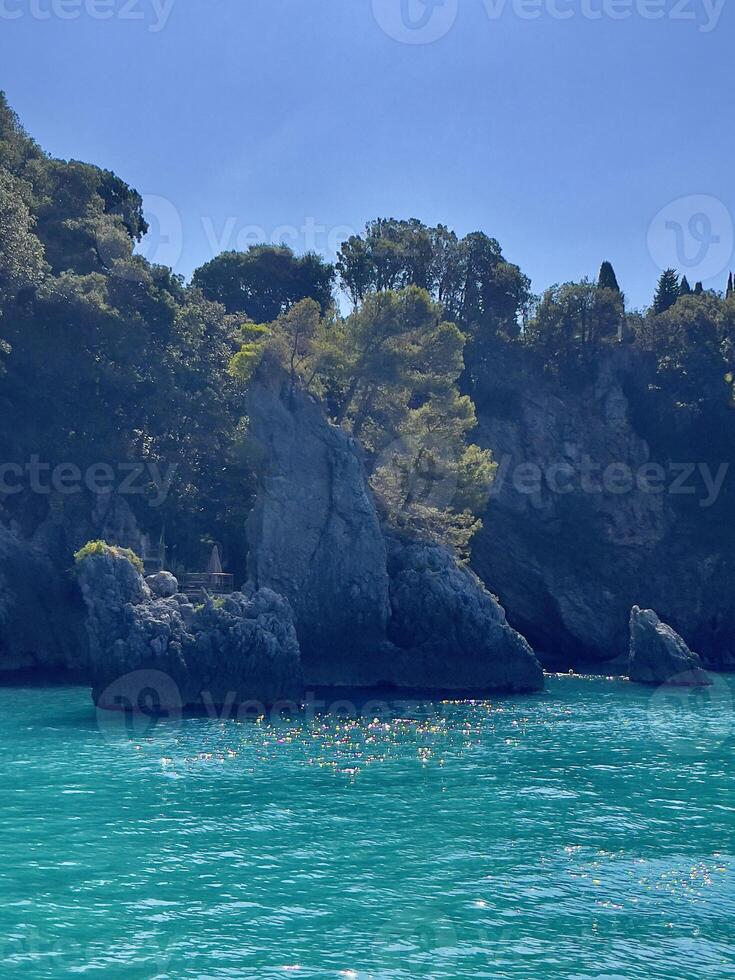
[1,0,733,309]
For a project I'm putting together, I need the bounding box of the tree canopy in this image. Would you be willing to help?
[336,219,530,376]
[597,260,621,293]
[653,268,681,315]
[233,285,496,555]
[523,279,624,377]
[192,244,334,321]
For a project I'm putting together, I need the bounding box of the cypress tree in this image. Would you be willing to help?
[726,272,734,299]
[597,260,621,293]
[653,269,680,314]
[694,281,704,295]
[678,275,692,296]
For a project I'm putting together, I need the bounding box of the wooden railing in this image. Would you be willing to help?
[181,572,235,600]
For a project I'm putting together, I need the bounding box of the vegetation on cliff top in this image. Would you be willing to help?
[73,540,144,575]
[1,92,733,569]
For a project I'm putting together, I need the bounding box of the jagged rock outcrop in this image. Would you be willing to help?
[245,371,544,693]
[471,347,734,671]
[628,606,711,686]
[385,537,544,692]
[246,374,391,676]
[77,549,303,709]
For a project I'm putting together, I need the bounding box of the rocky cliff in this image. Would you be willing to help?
[5,350,730,689]
[470,346,735,671]
[245,374,391,678]
[0,492,145,676]
[385,535,543,692]
[245,372,543,693]
[77,548,302,709]
[628,605,711,686]
[0,521,85,674]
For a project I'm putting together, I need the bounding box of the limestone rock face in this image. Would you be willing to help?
[384,537,544,693]
[628,606,711,687]
[0,492,149,675]
[245,371,544,693]
[245,374,391,676]
[470,346,734,671]
[77,550,303,709]
[0,521,87,673]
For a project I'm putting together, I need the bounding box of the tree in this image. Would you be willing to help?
[0,168,48,374]
[263,298,326,398]
[0,169,47,308]
[256,285,496,555]
[0,91,42,174]
[336,220,530,376]
[323,287,466,443]
[524,280,624,376]
[653,269,680,314]
[694,281,704,295]
[329,288,493,555]
[192,245,334,320]
[679,275,692,296]
[336,218,436,304]
[726,273,733,300]
[597,260,620,293]
[630,292,735,462]
[0,94,256,574]
[452,232,530,351]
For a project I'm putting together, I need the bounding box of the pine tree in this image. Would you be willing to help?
[678,275,692,296]
[597,260,621,293]
[726,272,733,300]
[653,269,680,314]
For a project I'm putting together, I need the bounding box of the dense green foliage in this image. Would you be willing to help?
[632,292,735,430]
[231,288,496,554]
[0,94,252,574]
[336,219,530,377]
[192,245,334,320]
[524,279,625,377]
[1,94,733,570]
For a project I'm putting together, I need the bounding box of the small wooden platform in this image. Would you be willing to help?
[182,572,235,601]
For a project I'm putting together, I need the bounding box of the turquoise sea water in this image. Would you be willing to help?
[1,675,734,979]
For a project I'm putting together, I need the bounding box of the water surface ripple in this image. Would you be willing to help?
[0,676,733,978]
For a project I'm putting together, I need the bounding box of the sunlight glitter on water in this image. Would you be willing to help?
[0,675,733,978]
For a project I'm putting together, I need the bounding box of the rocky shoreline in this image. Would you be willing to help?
[1,360,731,706]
